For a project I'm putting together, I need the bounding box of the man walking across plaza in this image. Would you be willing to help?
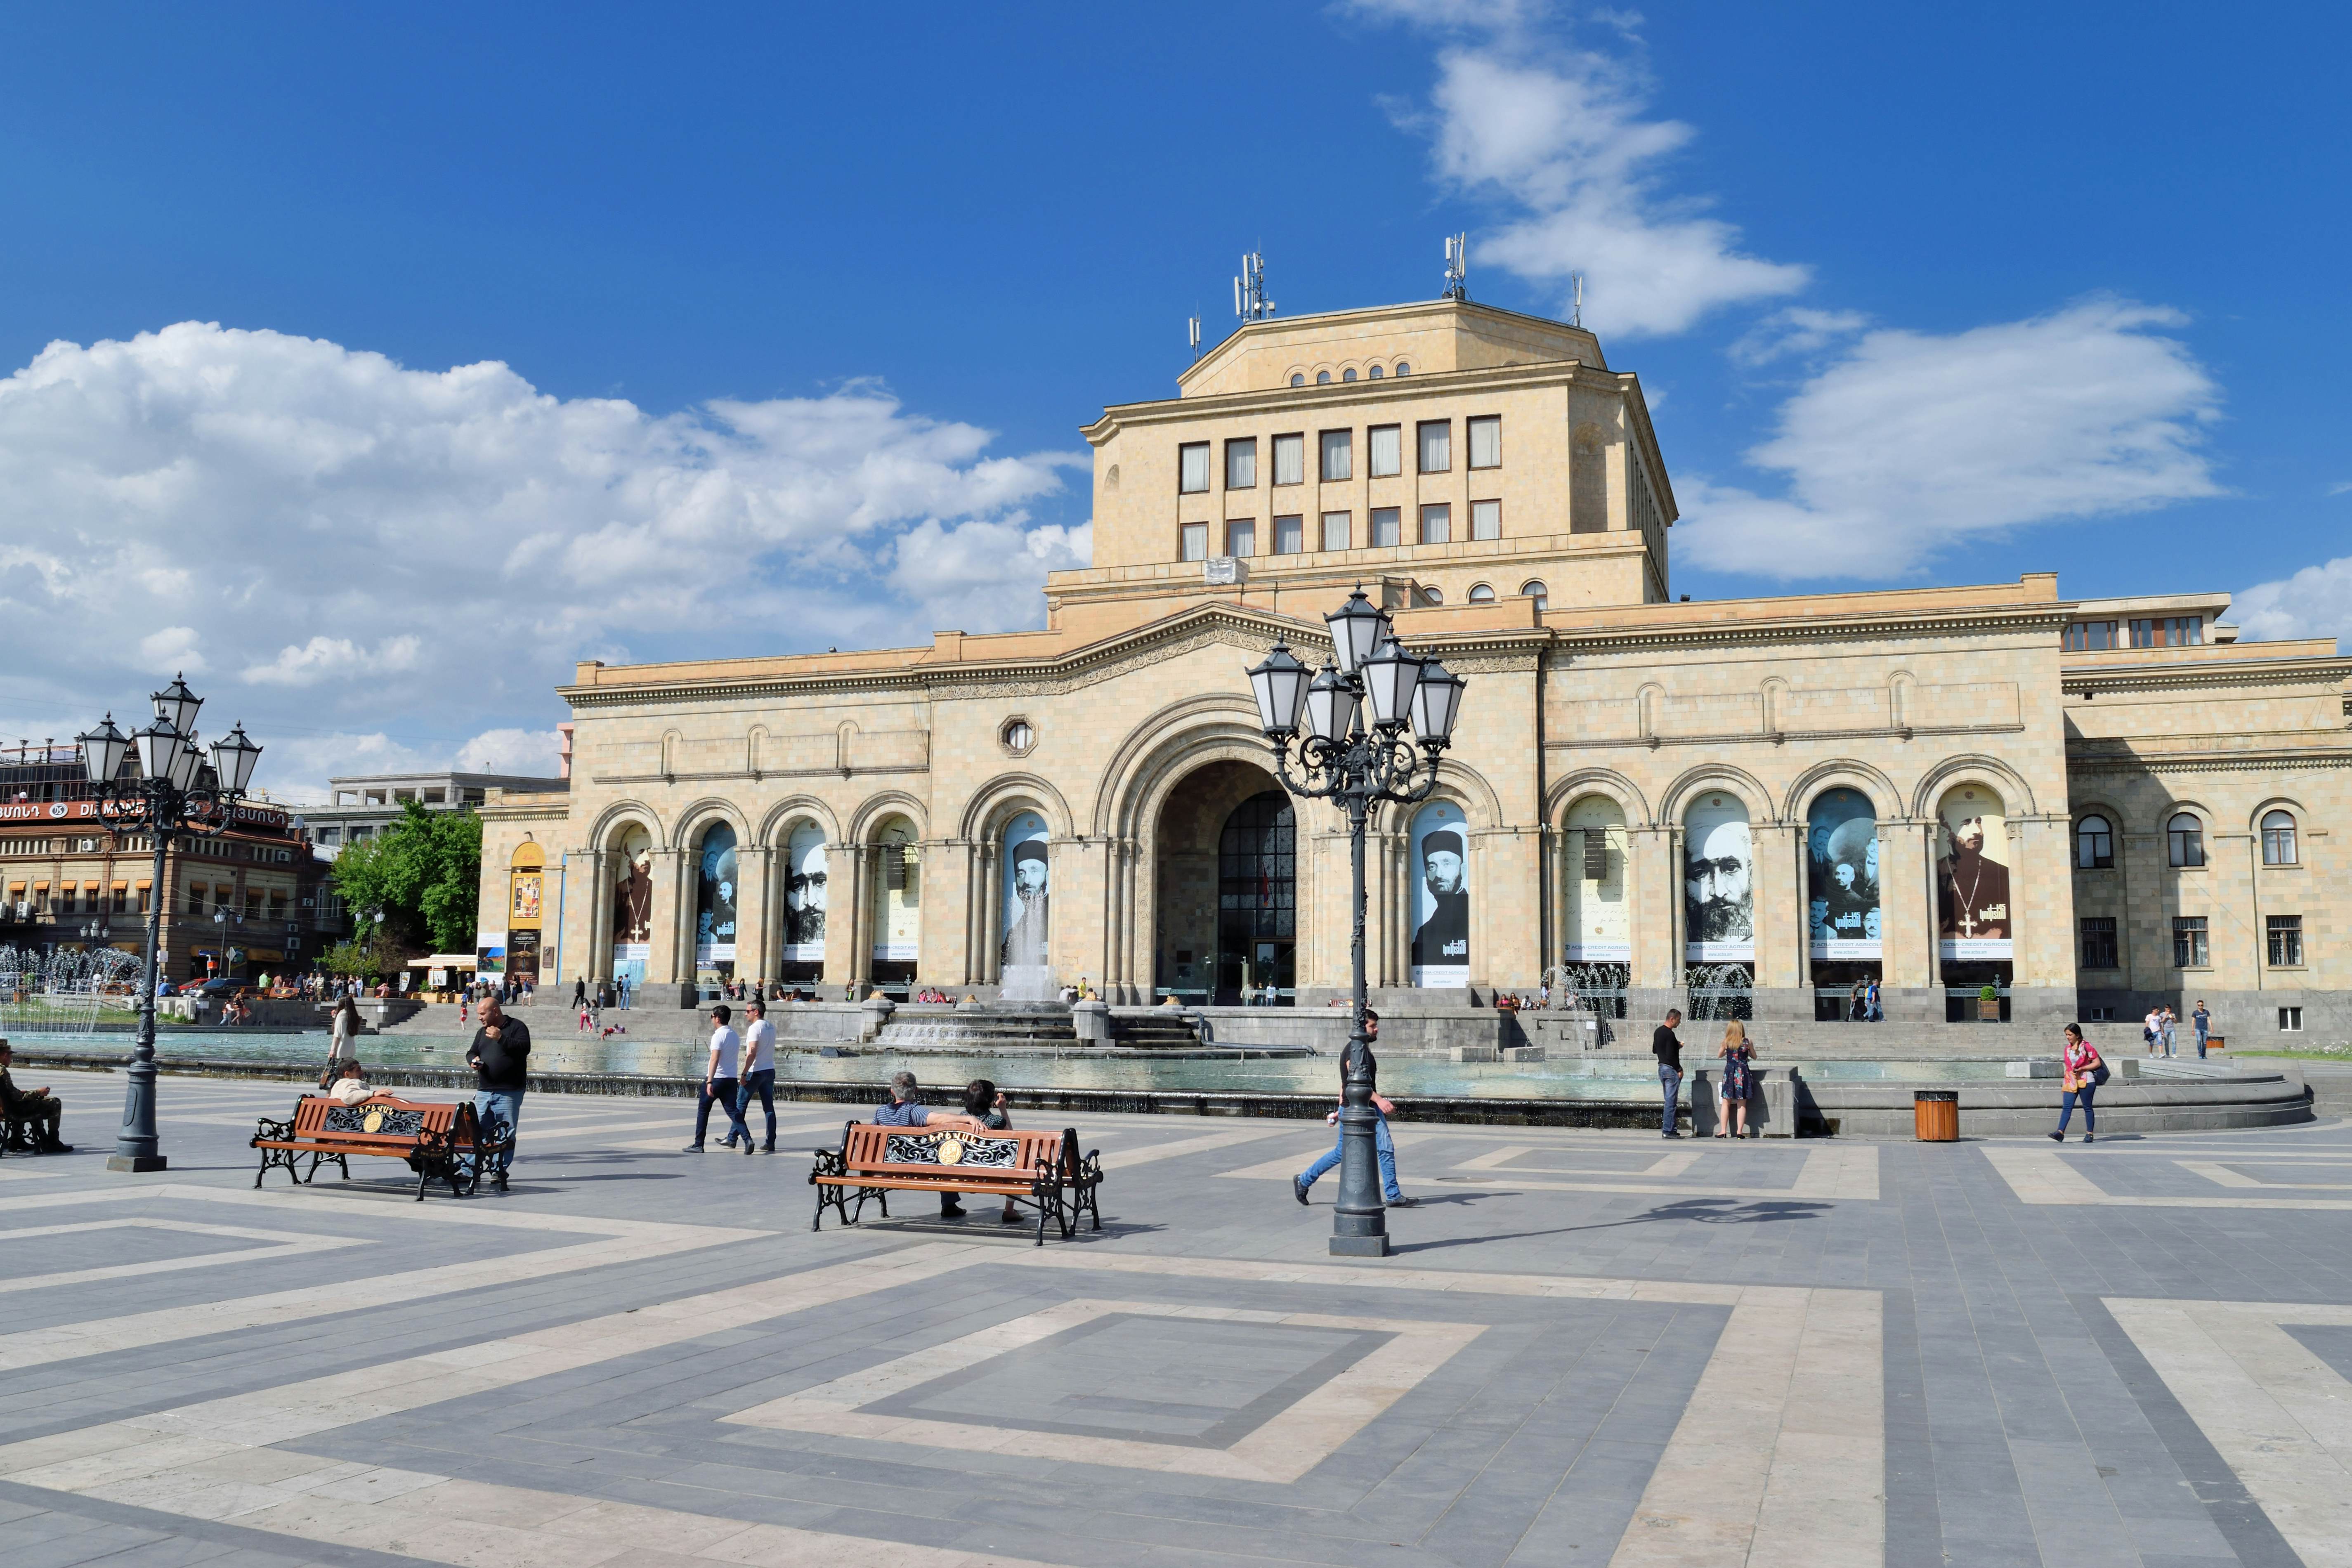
[2194,999,2211,1059]
[1654,1008,1685,1138]
[465,997,530,1190]
[684,1004,747,1151]
[1292,1011,1417,1209]
[733,999,778,1154]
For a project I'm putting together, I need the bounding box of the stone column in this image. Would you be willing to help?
[850,843,875,992]
[821,842,860,994]
[1878,817,1936,1008]
[1750,822,1802,1008]
[646,848,690,1004]
[583,850,614,990]
[734,844,772,989]
[1630,824,1680,993]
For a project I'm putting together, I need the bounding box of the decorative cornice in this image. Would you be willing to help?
[2063,655,2352,695]
[1549,721,2026,753]
[2068,749,2352,776]
[1548,605,2068,658]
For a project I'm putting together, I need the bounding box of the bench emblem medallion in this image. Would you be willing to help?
[884,1131,1020,1169]
[326,1105,426,1137]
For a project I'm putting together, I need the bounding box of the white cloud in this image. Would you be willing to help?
[138,625,206,673]
[1728,307,1870,368]
[2327,480,2352,496]
[1677,299,2223,578]
[888,516,1094,637]
[453,727,564,778]
[2234,557,2352,646]
[0,322,1086,794]
[1379,21,1808,336]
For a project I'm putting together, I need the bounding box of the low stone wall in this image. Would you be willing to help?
[1793,1066,2312,1136]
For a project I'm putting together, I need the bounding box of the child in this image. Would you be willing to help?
[963,1078,1020,1225]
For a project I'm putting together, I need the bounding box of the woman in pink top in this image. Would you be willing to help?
[2048,1023,2108,1144]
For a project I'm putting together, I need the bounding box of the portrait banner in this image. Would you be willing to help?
[1409,801,1469,987]
[612,827,654,946]
[1807,787,1882,960]
[509,871,542,923]
[871,821,920,963]
[1000,812,1052,999]
[1683,793,1754,961]
[695,824,738,970]
[1936,784,2013,960]
[781,823,828,962]
[1562,796,1629,963]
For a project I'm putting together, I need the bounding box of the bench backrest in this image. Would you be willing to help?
[841,1121,1071,1179]
[290,1094,477,1149]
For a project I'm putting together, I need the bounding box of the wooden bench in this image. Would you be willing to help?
[250,1094,503,1200]
[809,1122,1102,1244]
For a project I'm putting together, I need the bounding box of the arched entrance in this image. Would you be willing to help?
[1151,760,1294,1006]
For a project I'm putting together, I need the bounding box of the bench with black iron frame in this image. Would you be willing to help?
[809,1122,1102,1244]
[250,1094,505,1200]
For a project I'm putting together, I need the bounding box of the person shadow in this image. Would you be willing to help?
[1388,1195,1833,1254]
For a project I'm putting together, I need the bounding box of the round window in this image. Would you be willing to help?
[1001,719,1035,755]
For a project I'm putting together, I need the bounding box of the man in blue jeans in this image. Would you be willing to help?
[2193,999,2211,1059]
[732,999,778,1153]
[465,997,530,1190]
[1653,1008,1685,1138]
[1293,1011,1419,1209]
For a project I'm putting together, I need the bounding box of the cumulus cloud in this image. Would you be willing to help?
[2234,557,2352,647]
[1727,307,1870,368]
[1370,6,1808,336]
[1677,299,2223,578]
[0,322,1086,795]
[452,727,565,778]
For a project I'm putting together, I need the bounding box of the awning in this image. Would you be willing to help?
[408,954,479,969]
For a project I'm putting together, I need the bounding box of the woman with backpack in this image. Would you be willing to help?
[2049,1023,2109,1144]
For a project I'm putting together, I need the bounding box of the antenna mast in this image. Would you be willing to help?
[1188,314,1202,360]
[1571,272,1585,328]
[1234,251,1274,323]
[1443,233,1470,302]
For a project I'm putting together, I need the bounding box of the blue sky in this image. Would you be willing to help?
[1,2,2346,797]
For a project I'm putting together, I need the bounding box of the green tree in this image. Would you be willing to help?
[321,930,409,980]
[329,799,484,955]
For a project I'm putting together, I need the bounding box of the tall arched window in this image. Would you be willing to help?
[2076,815,2113,869]
[2168,812,2205,868]
[2262,810,2299,865]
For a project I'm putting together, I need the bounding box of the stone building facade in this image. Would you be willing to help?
[477,299,2352,1041]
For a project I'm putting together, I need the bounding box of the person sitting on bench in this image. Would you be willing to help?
[873,1070,982,1219]
[0,1041,71,1153]
[325,1060,380,1106]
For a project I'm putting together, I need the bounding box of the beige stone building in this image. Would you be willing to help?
[477,298,2352,1041]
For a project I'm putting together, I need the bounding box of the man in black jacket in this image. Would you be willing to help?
[1652,1009,1684,1139]
[467,997,530,1190]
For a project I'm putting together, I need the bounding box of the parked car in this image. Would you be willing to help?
[191,977,245,996]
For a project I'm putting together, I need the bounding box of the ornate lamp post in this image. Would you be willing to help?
[1246,589,1466,1256]
[77,677,262,1172]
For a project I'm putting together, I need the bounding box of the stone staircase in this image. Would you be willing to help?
[872,1006,1081,1051]
[1113,1011,1204,1050]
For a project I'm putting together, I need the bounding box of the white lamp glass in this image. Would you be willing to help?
[1245,642,1311,737]
[1360,640,1423,730]
[211,724,262,794]
[79,714,130,784]
[1302,663,1358,746]
[151,674,202,736]
[1410,659,1466,743]
[138,722,180,782]
[1325,588,1388,677]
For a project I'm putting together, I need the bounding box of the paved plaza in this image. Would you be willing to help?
[5,1071,2352,1566]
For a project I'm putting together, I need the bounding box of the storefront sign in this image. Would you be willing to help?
[1940,939,2014,962]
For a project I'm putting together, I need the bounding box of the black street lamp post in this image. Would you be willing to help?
[1247,589,1466,1256]
[77,677,262,1172]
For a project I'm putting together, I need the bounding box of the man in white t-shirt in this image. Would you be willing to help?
[684,1005,748,1151]
[731,999,779,1154]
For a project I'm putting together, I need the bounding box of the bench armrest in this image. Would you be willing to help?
[250,1115,294,1147]
[809,1147,847,1185]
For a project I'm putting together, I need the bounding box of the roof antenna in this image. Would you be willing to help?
[1188,313,1202,360]
[1571,272,1584,328]
[1235,250,1274,323]
[1443,233,1470,301]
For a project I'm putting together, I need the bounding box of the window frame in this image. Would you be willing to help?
[2171,915,2209,968]
[1519,579,1548,612]
[1177,442,1210,495]
[1318,428,1353,483]
[1224,437,1257,491]
[2167,812,2206,868]
[1179,522,1209,563]
[1467,583,1496,603]
[1320,510,1351,552]
[1272,514,1305,555]
[2063,621,2117,652]
[1224,518,1256,558]
[2080,916,2120,970]
[1417,420,1451,475]
[1367,425,1402,479]
[2266,914,2304,967]
[2076,814,2114,869]
[1270,432,1305,487]
[1470,498,1501,541]
[1419,503,1451,545]
[2261,810,2298,866]
[1370,507,1402,548]
[1467,415,1502,470]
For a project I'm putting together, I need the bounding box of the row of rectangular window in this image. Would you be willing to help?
[2062,616,2203,652]
[1181,500,1504,561]
[6,884,152,915]
[2081,913,2302,968]
[1180,418,1501,495]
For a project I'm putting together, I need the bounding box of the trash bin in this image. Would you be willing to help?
[1914,1089,1959,1142]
